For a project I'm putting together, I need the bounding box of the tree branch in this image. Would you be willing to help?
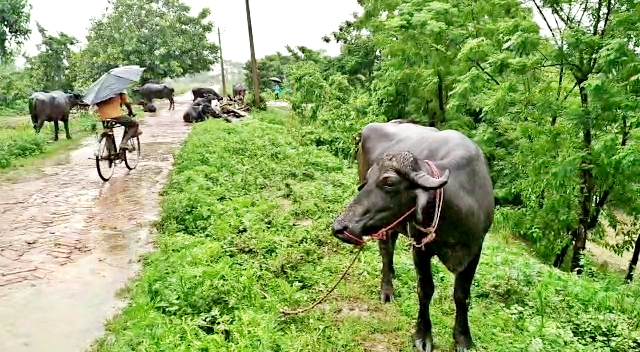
[586,111,629,229]
[601,0,612,38]
[593,0,604,36]
[532,0,560,46]
[474,61,500,85]
[578,0,589,24]
[562,81,579,101]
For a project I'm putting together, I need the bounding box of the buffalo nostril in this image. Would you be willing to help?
[332,221,348,236]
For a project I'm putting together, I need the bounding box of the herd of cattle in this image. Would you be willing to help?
[27,82,249,140]
[27,78,495,351]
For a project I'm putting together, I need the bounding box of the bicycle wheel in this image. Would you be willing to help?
[124,136,141,170]
[96,133,116,181]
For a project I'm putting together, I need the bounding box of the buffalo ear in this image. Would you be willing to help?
[415,188,430,224]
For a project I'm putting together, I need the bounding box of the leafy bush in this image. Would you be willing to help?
[0,111,96,169]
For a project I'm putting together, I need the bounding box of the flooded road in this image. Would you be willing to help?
[0,92,193,352]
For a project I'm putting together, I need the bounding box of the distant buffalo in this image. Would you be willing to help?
[137,101,157,113]
[134,83,175,110]
[183,101,214,123]
[192,87,223,102]
[233,84,247,102]
[29,91,84,140]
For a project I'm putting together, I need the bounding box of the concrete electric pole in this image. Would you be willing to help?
[244,0,261,107]
[217,27,227,96]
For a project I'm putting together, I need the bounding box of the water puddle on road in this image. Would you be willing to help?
[0,93,193,352]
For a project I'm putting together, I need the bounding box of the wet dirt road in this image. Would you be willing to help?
[0,92,194,352]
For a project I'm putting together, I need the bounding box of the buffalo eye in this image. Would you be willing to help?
[380,176,397,189]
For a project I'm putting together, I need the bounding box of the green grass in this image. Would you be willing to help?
[92,108,640,352]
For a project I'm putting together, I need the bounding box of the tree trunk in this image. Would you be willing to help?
[436,70,446,125]
[571,84,592,275]
[625,233,640,283]
[554,241,570,268]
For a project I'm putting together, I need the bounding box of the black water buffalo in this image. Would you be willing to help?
[192,87,223,102]
[137,100,157,113]
[28,91,84,140]
[183,102,213,123]
[136,83,175,110]
[233,84,247,102]
[331,121,495,352]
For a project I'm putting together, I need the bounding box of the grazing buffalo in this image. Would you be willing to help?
[232,83,247,102]
[192,87,223,102]
[331,120,495,352]
[135,83,175,110]
[28,91,84,140]
[183,102,213,123]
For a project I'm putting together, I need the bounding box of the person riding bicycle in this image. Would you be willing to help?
[95,91,141,152]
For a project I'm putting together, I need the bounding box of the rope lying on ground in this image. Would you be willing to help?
[279,245,365,316]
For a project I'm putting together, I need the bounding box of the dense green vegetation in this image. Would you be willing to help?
[246,0,640,279]
[93,108,640,351]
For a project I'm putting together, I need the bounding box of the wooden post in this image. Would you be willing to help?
[244,0,261,106]
[218,27,227,96]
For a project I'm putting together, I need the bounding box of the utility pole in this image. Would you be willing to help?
[218,27,227,96]
[244,0,261,107]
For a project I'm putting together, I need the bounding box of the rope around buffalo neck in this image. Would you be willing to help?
[371,159,444,249]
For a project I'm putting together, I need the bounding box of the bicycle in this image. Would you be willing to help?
[94,118,141,181]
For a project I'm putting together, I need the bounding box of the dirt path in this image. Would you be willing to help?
[0,92,193,352]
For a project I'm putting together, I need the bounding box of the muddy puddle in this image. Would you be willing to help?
[0,92,194,352]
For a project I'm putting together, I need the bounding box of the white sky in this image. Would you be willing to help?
[21,0,363,63]
[21,0,551,65]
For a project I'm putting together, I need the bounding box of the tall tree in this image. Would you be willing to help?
[25,23,79,92]
[0,0,31,62]
[75,0,219,86]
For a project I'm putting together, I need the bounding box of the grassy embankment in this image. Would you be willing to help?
[93,108,640,351]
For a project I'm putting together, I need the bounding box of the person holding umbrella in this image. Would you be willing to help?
[83,65,146,152]
[95,90,140,151]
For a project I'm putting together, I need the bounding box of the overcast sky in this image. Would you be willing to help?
[21,0,363,63]
[21,0,551,64]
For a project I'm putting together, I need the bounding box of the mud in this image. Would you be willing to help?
[0,92,194,352]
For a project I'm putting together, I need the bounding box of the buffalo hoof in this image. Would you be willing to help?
[413,333,434,352]
[454,337,473,352]
[66,135,72,140]
[381,286,394,303]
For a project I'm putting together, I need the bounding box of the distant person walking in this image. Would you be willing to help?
[274,84,282,100]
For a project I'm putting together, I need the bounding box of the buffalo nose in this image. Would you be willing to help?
[332,220,348,236]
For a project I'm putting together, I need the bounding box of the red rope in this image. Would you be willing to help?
[367,160,444,249]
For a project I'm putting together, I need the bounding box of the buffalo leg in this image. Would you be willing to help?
[379,231,399,303]
[168,97,174,110]
[412,249,435,352]
[35,119,45,134]
[452,251,481,351]
[53,120,59,141]
[63,117,71,139]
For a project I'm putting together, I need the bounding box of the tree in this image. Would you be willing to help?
[242,46,324,92]
[0,0,31,62]
[25,23,79,92]
[322,15,378,87]
[627,234,640,282]
[75,0,219,87]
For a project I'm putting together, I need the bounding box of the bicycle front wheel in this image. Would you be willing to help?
[124,136,141,170]
[96,134,116,181]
